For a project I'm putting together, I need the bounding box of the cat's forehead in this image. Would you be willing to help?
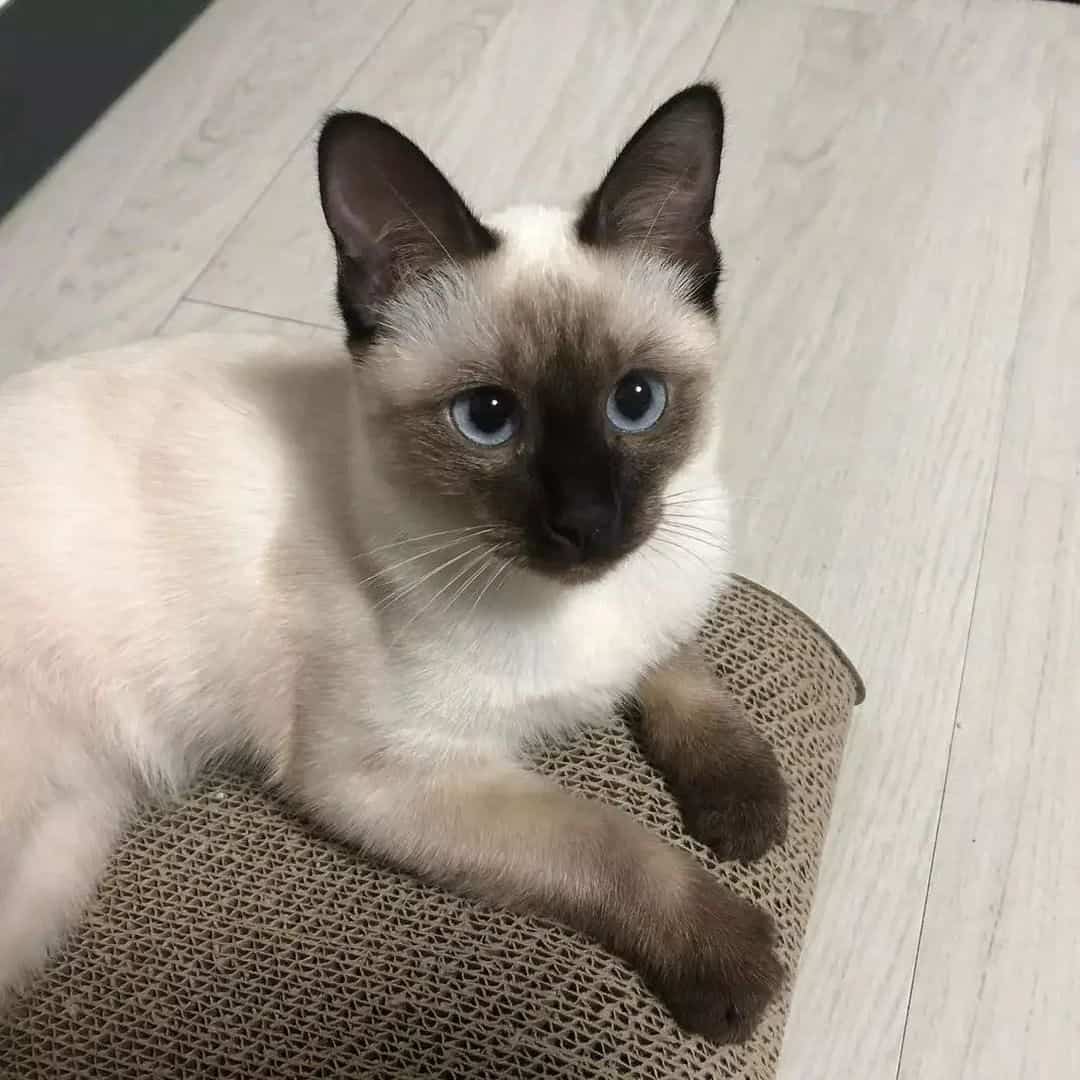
[375,205,719,402]
[485,205,581,266]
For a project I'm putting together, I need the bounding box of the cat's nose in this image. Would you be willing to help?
[544,499,619,560]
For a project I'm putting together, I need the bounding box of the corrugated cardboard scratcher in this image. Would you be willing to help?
[0,575,864,1080]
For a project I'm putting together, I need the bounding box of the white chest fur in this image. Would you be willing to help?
[377,453,732,758]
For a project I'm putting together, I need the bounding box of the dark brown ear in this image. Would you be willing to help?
[576,84,724,312]
[318,112,497,343]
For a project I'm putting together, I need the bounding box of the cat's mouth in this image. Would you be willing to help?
[529,555,622,585]
[522,527,647,585]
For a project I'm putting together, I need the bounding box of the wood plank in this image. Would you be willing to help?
[897,31,1080,1080]
[700,3,1058,1076]
[0,0,407,375]
[188,0,738,326]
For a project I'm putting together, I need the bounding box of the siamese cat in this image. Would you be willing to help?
[0,84,787,1043]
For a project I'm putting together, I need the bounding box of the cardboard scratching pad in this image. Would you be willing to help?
[0,576,863,1079]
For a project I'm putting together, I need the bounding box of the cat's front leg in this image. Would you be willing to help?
[635,642,789,863]
[288,750,782,1044]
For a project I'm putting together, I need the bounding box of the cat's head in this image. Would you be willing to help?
[318,85,727,585]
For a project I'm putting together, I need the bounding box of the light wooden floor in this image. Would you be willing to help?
[1,0,1077,1075]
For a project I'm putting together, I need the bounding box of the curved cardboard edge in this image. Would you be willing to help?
[729,574,867,706]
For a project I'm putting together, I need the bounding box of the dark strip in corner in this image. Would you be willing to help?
[0,0,213,221]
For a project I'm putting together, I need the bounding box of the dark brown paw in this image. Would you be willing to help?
[673,733,789,863]
[650,883,784,1044]
[634,655,790,864]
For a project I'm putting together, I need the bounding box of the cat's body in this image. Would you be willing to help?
[0,87,787,1043]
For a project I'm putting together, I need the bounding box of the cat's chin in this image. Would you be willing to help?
[531,563,615,587]
[523,546,638,587]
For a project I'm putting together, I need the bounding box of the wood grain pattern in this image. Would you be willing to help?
[701,3,1061,1077]
[0,0,406,375]
[897,31,1080,1080]
[188,0,739,326]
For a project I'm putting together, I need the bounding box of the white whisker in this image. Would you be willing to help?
[663,492,729,504]
[660,517,725,540]
[391,546,497,641]
[469,554,515,616]
[651,533,711,570]
[662,517,723,534]
[492,557,519,600]
[656,524,729,554]
[643,539,684,575]
[443,544,508,615]
[375,542,491,613]
[361,523,494,557]
[664,492,756,508]
[356,531,495,587]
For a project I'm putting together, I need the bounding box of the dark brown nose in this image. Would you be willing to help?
[542,495,620,561]
[533,434,623,565]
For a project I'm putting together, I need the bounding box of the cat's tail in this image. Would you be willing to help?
[0,781,126,1006]
[0,670,131,1005]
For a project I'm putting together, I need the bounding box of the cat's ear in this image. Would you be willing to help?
[318,112,497,341]
[576,83,724,312]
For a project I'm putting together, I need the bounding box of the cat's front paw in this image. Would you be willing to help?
[636,651,790,864]
[671,723,788,863]
[649,880,784,1044]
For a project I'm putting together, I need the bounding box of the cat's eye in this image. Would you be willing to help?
[606,371,667,433]
[450,386,520,447]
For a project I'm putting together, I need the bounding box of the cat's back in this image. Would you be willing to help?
[0,331,348,444]
[0,330,352,490]
[0,332,356,655]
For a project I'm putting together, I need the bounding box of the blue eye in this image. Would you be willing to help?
[606,371,667,433]
[450,386,520,446]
